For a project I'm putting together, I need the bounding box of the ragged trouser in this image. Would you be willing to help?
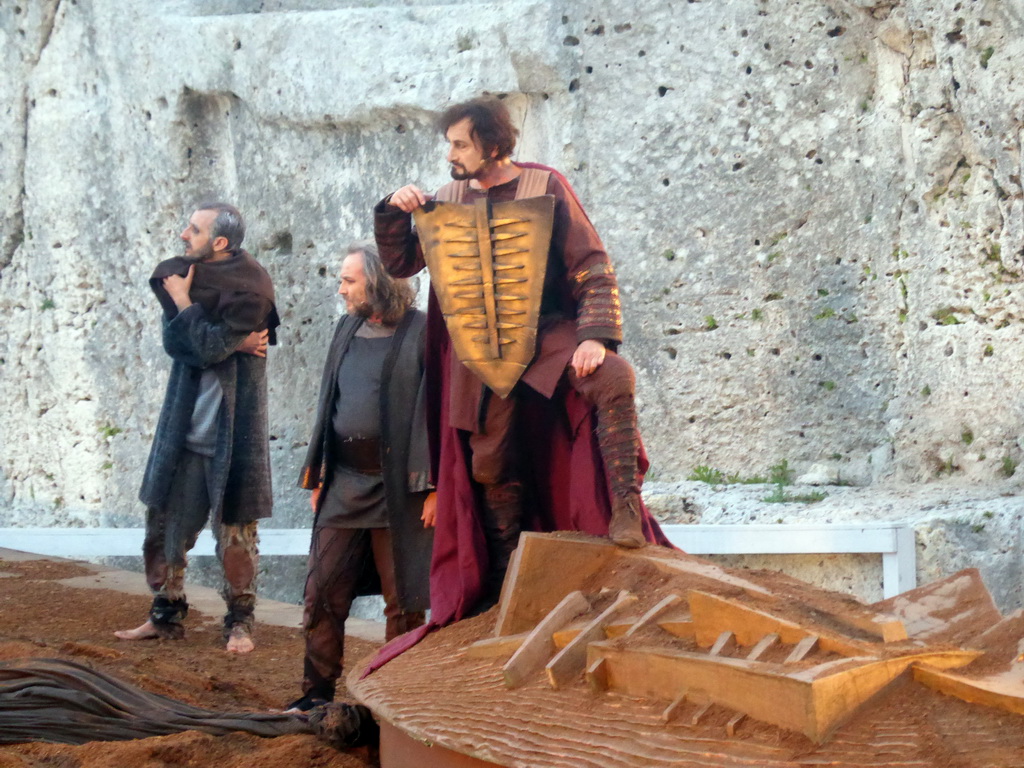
[300,524,425,701]
[142,449,259,640]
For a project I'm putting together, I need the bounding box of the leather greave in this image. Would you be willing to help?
[595,398,641,500]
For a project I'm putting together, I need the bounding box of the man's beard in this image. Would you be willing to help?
[450,158,490,181]
[183,241,214,263]
[349,299,375,318]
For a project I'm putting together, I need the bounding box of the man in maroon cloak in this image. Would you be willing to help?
[373,96,666,638]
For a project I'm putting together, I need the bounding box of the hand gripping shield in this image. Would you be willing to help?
[414,195,555,398]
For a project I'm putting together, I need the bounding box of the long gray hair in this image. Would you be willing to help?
[349,240,415,325]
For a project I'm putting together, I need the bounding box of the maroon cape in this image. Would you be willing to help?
[363,163,669,676]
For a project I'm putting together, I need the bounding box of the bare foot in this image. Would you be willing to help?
[226,626,255,654]
[114,620,161,641]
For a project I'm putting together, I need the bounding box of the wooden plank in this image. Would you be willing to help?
[831,611,907,643]
[493,533,618,637]
[586,643,974,741]
[746,633,780,662]
[591,641,817,738]
[552,618,635,649]
[726,712,747,737]
[872,568,1002,643]
[502,590,590,689]
[625,594,684,637]
[913,664,1024,717]
[785,635,819,664]
[585,657,607,692]
[808,651,980,741]
[545,591,636,689]
[709,631,737,657]
[687,590,871,657]
[661,691,687,723]
[690,701,713,726]
[464,633,528,659]
[551,622,586,649]
[657,613,696,640]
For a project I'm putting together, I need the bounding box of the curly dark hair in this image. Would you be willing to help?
[437,96,518,161]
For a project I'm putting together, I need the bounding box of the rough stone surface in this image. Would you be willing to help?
[2,1,1024,606]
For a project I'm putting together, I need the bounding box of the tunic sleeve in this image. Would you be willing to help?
[374,196,427,278]
[548,178,624,347]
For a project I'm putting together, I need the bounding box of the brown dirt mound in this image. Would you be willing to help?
[0,556,378,768]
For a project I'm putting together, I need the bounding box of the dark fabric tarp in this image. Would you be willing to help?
[0,658,307,745]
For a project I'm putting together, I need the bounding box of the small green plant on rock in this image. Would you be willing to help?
[768,459,793,486]
[1002,456,1018,478]
[688,465,725,484]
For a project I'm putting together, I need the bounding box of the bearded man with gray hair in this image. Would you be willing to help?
[286,241,434,712]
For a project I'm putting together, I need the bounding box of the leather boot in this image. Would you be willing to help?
[478,481,524,608]
[596,400,646,549]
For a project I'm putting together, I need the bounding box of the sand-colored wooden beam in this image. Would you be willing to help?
[545,591,636,689]
[464,632,529,659]
[872,568,1001,642]
[493,533,620,637]
[625,594,684,637]
[502,590,590,689]
[661,691,687,724]
[806,650,980,740]
[830,611,907,643]
[709,631,737,657]
[785,635,819,664]
[688,590,871,657]
[552,618,636,649]
[726,712,746,737]
[656,606,696,640]
[746,633,780,662]
[690,701,713,726]
[588,641,980,743]
[913,664,1024,716]
[585,657,607,692]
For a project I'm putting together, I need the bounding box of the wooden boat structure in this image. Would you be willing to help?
[350,532,1024,767]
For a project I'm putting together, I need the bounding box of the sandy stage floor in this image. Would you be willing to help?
[0,550,378,768]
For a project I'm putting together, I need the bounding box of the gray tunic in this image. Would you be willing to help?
[319,333,392,529]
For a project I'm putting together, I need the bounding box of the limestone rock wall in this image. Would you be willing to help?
[1,0,1023,594]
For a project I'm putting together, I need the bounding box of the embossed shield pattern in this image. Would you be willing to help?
[414,196,555,398]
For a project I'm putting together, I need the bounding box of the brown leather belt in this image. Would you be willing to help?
[335,436,382,473]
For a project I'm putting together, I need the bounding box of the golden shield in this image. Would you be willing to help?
[414,196,555,398]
